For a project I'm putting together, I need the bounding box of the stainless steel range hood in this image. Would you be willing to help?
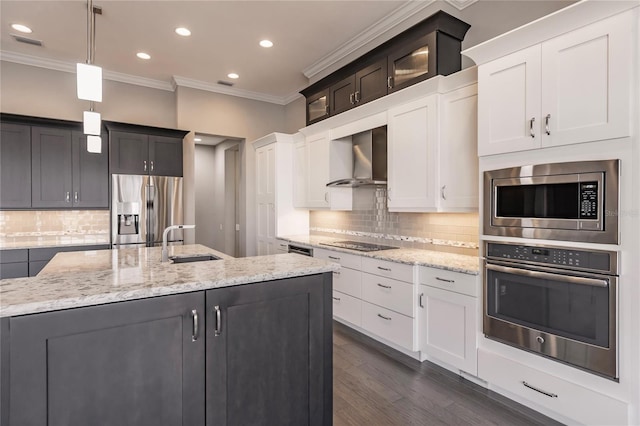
[327,126,387,187]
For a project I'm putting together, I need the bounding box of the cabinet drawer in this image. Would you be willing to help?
[361,257,413,282]
[0,249,28,264]
[0,262,29,279]
[332,291,361,327]
[314,247,361,269]
[332,267,361,298]
[361,273,414,317]
[361,301,414,351]
[419,266,478,297]
[478,349,628,426]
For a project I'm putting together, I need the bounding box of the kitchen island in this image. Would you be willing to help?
[0,245,336,426]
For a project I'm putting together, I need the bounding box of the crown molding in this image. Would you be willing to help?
[172,76,288,105]
[0,50,174,91]
[302,0,436,80]
[444,0,478,11]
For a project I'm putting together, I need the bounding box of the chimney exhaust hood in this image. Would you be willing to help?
[327,126,387,188]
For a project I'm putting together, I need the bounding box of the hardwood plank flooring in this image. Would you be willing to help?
[333,321,563,426]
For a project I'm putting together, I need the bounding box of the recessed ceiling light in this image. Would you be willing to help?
[136,52,151,60]
[175,27,191,37]
[194,138,202,142]
[11,24,32,34]
[227,73,239,79]
[259,40,273,48]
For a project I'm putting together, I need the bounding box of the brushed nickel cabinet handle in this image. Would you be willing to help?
[333,271,341,275]
[387,76,393,89]
[529,117,536,138]
[328,256,340,260]
[150,160,154,172]
[191,309,199,342]
[354,91,360,102]
[332,296,341,301]
[377,266,392,272]
[143,160,148,172]
[436,277,455,283]
[377,283,392,289]
[419,293,424,308]
[545,114,551,135]
[377,313,392,321]
[74,191,79,203]
[350,93,355,105]
[214,305,222,337]
[65,191,70,203]
[441,185,446,200]
[522,381,558,398]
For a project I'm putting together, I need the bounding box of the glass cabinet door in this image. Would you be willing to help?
[306,89,330,124]
[388,32,436,93]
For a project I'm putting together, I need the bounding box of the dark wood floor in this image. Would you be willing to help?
[333,321,563,426]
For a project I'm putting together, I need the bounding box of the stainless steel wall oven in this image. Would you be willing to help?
[484,241,619,379]
[483,159,620,244]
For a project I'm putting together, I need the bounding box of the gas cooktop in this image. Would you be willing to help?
[320,240,398,252]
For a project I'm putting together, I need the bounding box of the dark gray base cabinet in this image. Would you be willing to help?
[1,273,332,426]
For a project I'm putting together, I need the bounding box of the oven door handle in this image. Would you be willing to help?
[486,263,609,288]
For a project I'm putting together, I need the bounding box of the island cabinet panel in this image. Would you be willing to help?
[205,274,332,426]
[6,292,205,426]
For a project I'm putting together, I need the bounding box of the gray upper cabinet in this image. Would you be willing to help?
[0,123,31,208]
[31,127,73,208]
[72,131,109,208]
[109,130,149,175]
[108,125,186,177]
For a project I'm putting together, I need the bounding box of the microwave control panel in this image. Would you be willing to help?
[579,182,598,219]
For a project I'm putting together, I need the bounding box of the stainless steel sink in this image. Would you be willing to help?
[169,254,222,263]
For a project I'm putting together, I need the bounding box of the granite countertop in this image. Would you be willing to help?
[0,245,338,318]
[0,233,111,250]
[280,234,480,275]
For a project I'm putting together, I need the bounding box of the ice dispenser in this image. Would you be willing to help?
[117,202,140,236]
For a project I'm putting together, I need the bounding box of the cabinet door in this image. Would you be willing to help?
[255,143,276,255]
[438,84,478,211]
[0,123,31,208]
[206,274,332,426]
[419,285,477,375]
[31,127,73,208]
[477,45,541,156]
[355,58,388,105]
[540,12,631,148]
[306,133,330,208]
[72,131,109,208]
[330,75,356,115]
[292,138,308,207]
[109,130,149,174]
[388,32,436,93]
[149,135,183,176]
[7,292,205,426]
[387,95,438,211]
[306,89,330,125]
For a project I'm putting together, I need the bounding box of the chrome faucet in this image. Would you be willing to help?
[161,225,195,262]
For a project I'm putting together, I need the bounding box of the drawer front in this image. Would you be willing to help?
[0,249,28,264]
[0,262,29,279]
[332,291,361,326]
[332,267,361,298]
[478,349,628,426]
[419,266,478,297]
[29,244,110,262]
[314,247,362,269]
[361,273,414,317]
[361,257,413,282]
[361,301,414,351]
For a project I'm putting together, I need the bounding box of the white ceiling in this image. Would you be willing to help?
[1,1,574,105]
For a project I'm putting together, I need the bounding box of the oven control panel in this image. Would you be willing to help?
[486,242,613,273]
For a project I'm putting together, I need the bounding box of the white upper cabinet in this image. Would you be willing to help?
[387,79,478,213]
[292,135,308,208]
[253,133,309,255]
[477,11,632,156]
[305,132,331,209]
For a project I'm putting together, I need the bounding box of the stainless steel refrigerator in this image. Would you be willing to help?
[111,174,184,248]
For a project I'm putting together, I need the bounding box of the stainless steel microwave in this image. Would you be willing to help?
[483,159,620,244]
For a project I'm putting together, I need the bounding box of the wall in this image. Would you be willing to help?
[175,86,288,257]
[284,96,306,133]
[0,61,177,128]
[193,144,217,248]
[310,188,478,257]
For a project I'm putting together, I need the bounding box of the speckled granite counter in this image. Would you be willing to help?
[0,233,110,250]
[280,234,480,275]
[0,244,338,318]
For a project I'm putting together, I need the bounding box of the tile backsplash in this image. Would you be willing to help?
[310,187,479,256]
[0,210,110,236]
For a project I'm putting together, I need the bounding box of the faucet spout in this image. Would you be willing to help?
[161,225,195,262]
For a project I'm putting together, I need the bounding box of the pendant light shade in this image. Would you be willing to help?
[87,135,102,154]
[83,110,101,135]
[77,63,102,102]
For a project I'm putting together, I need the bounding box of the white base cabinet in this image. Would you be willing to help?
[419,266,478,376]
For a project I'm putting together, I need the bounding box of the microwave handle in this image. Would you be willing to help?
[486,263,609,288]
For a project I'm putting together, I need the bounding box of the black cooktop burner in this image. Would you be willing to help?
[320,240,398,252]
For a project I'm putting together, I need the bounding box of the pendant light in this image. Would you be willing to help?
[78,0,103,153]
